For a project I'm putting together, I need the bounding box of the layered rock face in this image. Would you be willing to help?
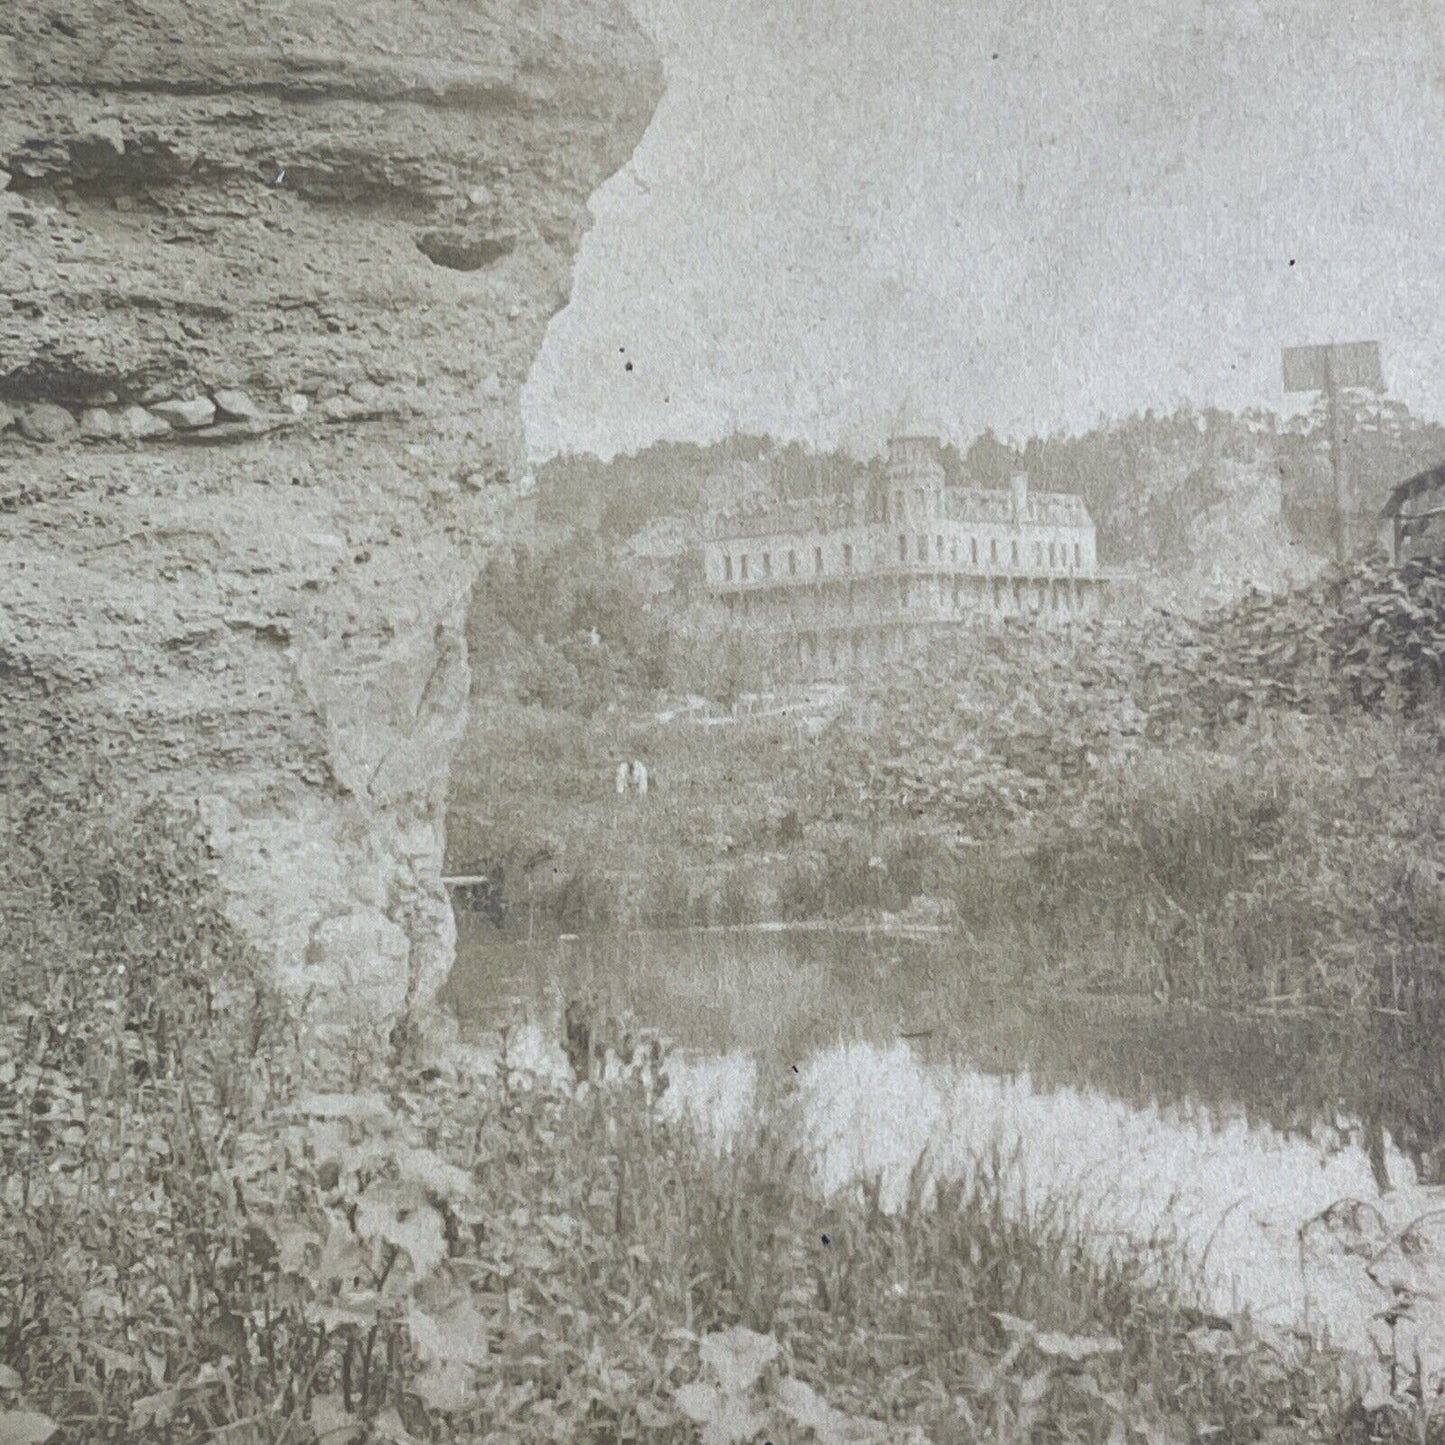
[0,1,659,1015]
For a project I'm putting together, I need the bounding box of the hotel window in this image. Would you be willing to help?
[723,555,733,582]
[970,537,979,566]
[740,555,750,580]
[843,543,854,569]
[1074,542,1082,568]
[762,552,772,577]
[990,539,999,565]
[814,546,824,574]
[1010,540,1019,566]
[917,535,928,562]
[1047,543,1056,568]
[788,550,798,576]
[951,540,958,564]
[898,535,907,562]
[936,535,944,561]
[1035,543,1044,566]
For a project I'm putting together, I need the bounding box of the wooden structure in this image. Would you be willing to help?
[442,874,506,927]
[1282,340,1385,561]
[1380,463,1445,564]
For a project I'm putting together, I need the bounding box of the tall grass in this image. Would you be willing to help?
[2,775,1425,1443]
[952,714,1445,1010]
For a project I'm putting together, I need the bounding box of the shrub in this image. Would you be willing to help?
[1163,552,1445,731]
[1,761,292,1445]
[0,770,1425,1443]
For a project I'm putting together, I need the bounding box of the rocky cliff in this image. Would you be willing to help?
[0,0,660,1016]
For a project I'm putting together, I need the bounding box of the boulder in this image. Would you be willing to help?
[120,405,172,439]
[283,393,310,416]
[212,388,263,421]
[17,403,79,443]
[80,407,117,439]
[0,400,15,433]
[80,119,126,159]
[347,379,385,407]
[319,395,362,422]
[150,397,217,429]
[416,227,516,272]
[0,169,10,192]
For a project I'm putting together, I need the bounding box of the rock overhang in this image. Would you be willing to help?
[0,0,662,1019]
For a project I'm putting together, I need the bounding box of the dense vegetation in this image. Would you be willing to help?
[452,546,1445,983]
[449,548,1445,1165]
[5,431,1444,1440]
[467,536,778,715]
[536,396,1445,567]
[1,767,1430,1444]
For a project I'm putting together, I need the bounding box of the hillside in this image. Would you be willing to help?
[535,398,1445,612]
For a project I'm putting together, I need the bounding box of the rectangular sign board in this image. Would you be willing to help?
[1282,341,1384,393]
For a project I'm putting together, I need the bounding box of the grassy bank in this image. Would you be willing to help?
[0,1000,1415,1445]
[447,690,1445,1029]
[1,784,1424,1444]
[447,556,1445,1017]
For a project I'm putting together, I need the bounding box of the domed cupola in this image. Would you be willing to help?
[884,398,945,527]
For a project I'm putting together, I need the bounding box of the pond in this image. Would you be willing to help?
[442,919,1445,1375]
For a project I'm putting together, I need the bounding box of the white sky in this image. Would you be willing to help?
[523,0,1445,461]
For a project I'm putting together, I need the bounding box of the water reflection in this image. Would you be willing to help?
[444,921,1445,1371]
[444,920,1445,1184]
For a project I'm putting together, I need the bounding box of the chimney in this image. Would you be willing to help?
[1011,473,1030,522]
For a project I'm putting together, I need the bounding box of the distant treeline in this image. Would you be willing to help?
[537,399,1445,566]
[465,535,779,714]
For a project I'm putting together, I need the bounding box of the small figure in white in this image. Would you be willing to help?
[614,759,649,797]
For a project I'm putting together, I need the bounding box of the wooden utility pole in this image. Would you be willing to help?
[1282,340,1384,562]
[1321,348,1349,561]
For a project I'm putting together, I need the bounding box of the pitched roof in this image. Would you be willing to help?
[709,494,854,539]
[1382,461,1445,519]
[947,487,1093,525]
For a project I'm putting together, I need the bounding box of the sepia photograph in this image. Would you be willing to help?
[3,0,1445,1440]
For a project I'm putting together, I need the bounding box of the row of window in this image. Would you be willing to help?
[899,535,1084,569]
[722,545,842,582]
[724,576,1089,618]
[721,535,1086,582]
[901,575,1086,609]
